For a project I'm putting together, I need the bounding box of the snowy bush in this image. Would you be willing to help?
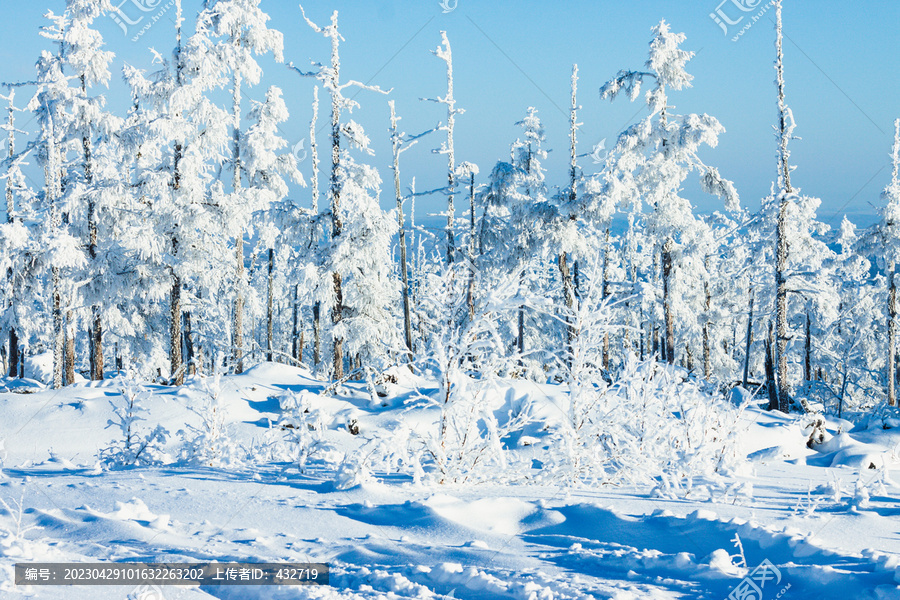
[542,355,747,493]
[179,375,244,468]
[412,268,537,484]
[100,379,171,468]
[0,483,47,568]
[255,390,344,473]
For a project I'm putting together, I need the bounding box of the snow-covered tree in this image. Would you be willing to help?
[600,20,739,369]
[424,32,462,265]
[294,6,395,378]
[192,0,285,374]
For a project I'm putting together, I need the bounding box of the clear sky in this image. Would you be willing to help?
[1,1,898,227]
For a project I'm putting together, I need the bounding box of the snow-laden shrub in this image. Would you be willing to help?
[179,375,243,468]
[538,274,748,493]
[410,267,537,484]
[255,390,344,473]
[541,355,747,492]
[100,378,170,468]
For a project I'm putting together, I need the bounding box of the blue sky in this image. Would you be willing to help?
[1,1,898,226]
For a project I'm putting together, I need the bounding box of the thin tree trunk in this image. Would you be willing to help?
[267,248,274,362]
[170,274,183,385]
[517,273,525,358]
[5,92,17,378]
[662,238,675,365]
[765,321,779,411]
[313,302,321,367]
[558,252,576,366]
[64,311,75,386]
[602,227,611,371]
[292,284,300,364]
[389,101,414,356]
[888,120,900,407]
[652,324,659,361]
[332,273,344,380]
[7,328,18,378]
[743,285,754,387]
[804,311,812,385]
[52,267,63,389]
[328,16,345,380]
[81,73,103,382]
[559,64,580,367]
[90,307,103,381]
[466,173,476,321]
[184,308,195,376]
[774,0,792,412]
[703,258,711,379]
[888,261,897,406]
[45,99,64,389]
[232,67,245,374]
[435,32,456,265]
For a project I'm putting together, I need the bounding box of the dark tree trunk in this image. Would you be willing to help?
[291,285,300,364]
[170,275,184,385]
[742,286,754,388]
[64,311,75,386]
[332,272,344,380]
[804,311,812,385]
[766,322,779,411]
[90,307,103,380]
[313,301,321,367]
[662,238,675,365]
[890,263,897,407]
[558,251,576,367]
[7,329,18,378]
[267,248,274,362]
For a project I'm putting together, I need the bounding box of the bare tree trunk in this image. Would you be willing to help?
[774,0,792,412]
[170,274,183,385]
[64,311,75,385]
[662,238,675,365]
[804,311,812,385]
[52,267,63,389]
[4,92,18,378]
[559,64,580,367]
[7,328,18,378]
[292,284,301,364]
[652,324,659,361]
[328,17,345,381]
[90,307,103,381]
[558,252,576,366]
[765,321,779,411]
[434,32,456,265]
[888,120,900,407]
[80,73,103,382]
[703,258,711,379]
[882,267,897,407]
[743,285,754,387]
[517,272,525,358]
[169,11,185,383]
[232,67,245,374]
[184,308,195,376]
[267,248,274,362]
[332,273,344,380]
[45,101,64,389]
[389,101,414,356]
[466,172,477,321]
[313,302,321,367]
[601,227,611,371]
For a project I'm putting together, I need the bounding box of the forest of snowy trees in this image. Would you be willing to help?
[1,0,898,420]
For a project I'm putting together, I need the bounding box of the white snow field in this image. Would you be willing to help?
[1,362,900,600]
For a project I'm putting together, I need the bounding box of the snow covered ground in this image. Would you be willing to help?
[1,363,900,599]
